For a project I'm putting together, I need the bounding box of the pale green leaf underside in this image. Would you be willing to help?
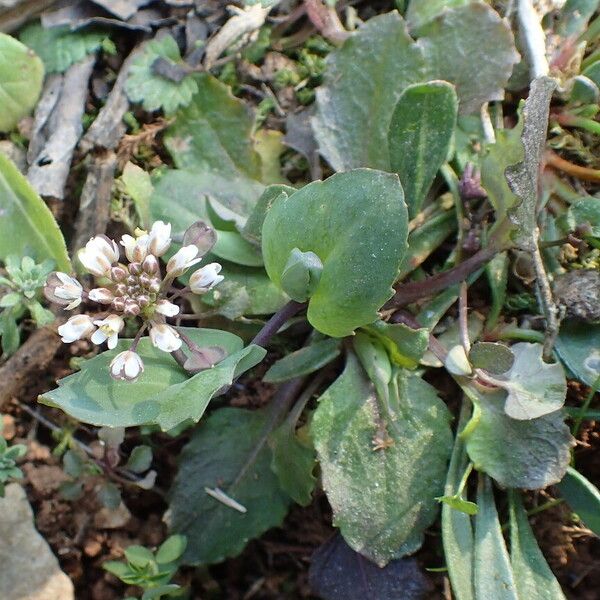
[262,169,408,337]
[0,33,44,132]
[463,387,572,489]
[39,328,266,430]
[311,354,452,566]
[168,407,291,564]
[313,7,518,171]
[0,153,70,271]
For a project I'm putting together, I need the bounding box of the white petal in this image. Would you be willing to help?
[150,323,182,352]
[91,329,107,345]
[155,300,180,317]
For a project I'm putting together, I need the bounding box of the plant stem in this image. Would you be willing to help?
[251,300,306,347]
[546,151,600,182]
[385,244,500,308]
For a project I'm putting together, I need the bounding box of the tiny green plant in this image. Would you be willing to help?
[0,255,55,356]
[0,417,26,496]
[103,535,187,600]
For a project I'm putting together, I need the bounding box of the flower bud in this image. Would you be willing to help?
[112,297,126,312]
[110,350,144,382]
[110,266,128,282]
[142,254,159,275]
[166,245,202,277]
[137,294,150,307]
[123,301,141,317]
[44,272,83,310]
[88,287,115,305]
[189,263,224,295]
[139,273,153,288]
[148,279,161,294]
[58,315,96,343]
[78,235,119,277]
[114,283,128,296]
[120,234,150,263]
[155,299,179,317]
[148,221,172,257]
[149,322,182,352]
[129,262,142,276]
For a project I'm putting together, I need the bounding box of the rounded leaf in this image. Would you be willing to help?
[262,169,408,337]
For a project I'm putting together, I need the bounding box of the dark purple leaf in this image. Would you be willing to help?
[309,534,433,600]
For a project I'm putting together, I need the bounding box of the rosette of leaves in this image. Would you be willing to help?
[0,418,26,497]
[0,255,55,356]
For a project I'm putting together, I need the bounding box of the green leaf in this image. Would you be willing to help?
[469,342,514,374]
[164,74,262,180]
[0,33,43,132]
[125,544,155,568]
[142,585,182,600]
[312,12,426,171]
[262,169,408,337]
[152,170,263,231]
[494,343,566,420]
[39,328,266,430]
[312,7,517,170]
[0,292,20,308]
[508,490,567,599]
[442,408,476,600]
[405,0,471,31]
[556,466,600,536]
[156,535,187,564]
[102,560,132,580]
[567,197,600,237]
[473,475,518,600]
[311,354,452,566]
[505,77,557,250]
[126,445,153,473]
[481,116,523,224]
[125,35,199,114]
[0,153,71,271]
[555,320,600,386]
[364,320,429,369]
[98,482,121,509]
[264,338,340,383]
[388,81,457,216]
[270,421,316,506]
[417,3,519,115]
[241,185,296,247]
[19,22,106,74]
[168,407,291,564]
[121,162,153,229]
[0,312,19,356]
[193,261,287,317]
[463,387,573,489]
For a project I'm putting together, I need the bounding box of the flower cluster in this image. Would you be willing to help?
[45,221,224,382]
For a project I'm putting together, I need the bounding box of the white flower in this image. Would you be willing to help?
[155,299,180,317]
[166,245,202,277]
[148,221,172,257]
[91,314,124,349]
[88,287,115,305]
[78,236,119,276]
[110,350,144,382]
[189,263,224,294]
[120,233,150,263]
[149,322,182,352]
[44,272,83,310]
[58,315,95,343]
